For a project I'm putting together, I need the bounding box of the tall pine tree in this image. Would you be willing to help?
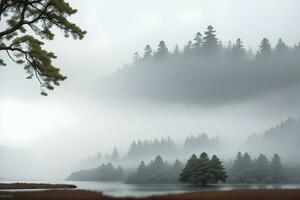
[211,155,227,183]
[253,154,270,182]
[193,32,203,54]
[271,154,284,182]
[257,38,271,58]
[275,38,288,54]
[232,38,246,59]
[202,25,219,56]
[143,44,153,60]
[154,41,169,60]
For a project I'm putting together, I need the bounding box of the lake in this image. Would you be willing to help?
[2,180,300,197]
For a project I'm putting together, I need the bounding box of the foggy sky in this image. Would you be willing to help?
[1,0,300,179]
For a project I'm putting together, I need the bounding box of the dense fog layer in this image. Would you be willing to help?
[1,0,300,180]
[102,29,300,105]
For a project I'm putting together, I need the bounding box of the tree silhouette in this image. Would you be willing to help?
[257,38,271,58]
[232,38,246,59]
[183,40,192,57]
[228,152,287,183]
[253,154,271,182]
[143,44,153,60]
[193,32,203,53]
[111,147,120,161]
[271,154,284,182]
[154,40,168,60]
[133,52,141,64]
[180,153,227,186]
[0,0,86,95]
[202,25,219,55]
[241,152,253,181]
[179,154,198,183]
[210,155,227,183]
[275,38,288,54]
[172,44,181,59]
[231,152,243,182]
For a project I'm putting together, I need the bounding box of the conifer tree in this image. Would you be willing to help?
[253,154,270,182]
[111,147,120,161]
[154,40,168,60]
[136,161,147,181]
[183,41,193,57]
[232,38,246,59]
[193,32,203,53]
[257,38,271,58]
[202,25,219,55]
[211,155,227,183]
[275,38,288,54]
[179,154,198,183]
[0,0,86,95]
[231,152,243,182]
[143,44,153,60]
[196,152,212,186]
[133,52,141,64]
[180,153,227,186]
[172,44,181,59]
[271,154,284,182]
[241,152,253,181]
[152,155,165,170]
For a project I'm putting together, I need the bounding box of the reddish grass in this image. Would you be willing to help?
[0,183,76,189]
[1,189,300,200]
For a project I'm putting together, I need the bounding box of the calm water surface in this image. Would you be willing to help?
[2,180,300,197]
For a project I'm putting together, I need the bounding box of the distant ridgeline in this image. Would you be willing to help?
[246,118,300,161]
[102,25,300,104]
[80,134,220,168]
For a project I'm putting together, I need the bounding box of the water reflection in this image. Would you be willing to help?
[67,181,300,197]
[1,180,300,197]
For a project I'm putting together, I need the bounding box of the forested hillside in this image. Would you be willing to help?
[80,134,220,168]
[103,25,300,104]
[247,118,300,162]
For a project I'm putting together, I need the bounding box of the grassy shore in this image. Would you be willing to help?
[1,189,300,200]
[0,183,76,189]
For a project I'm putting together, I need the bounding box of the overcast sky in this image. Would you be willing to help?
[1,0,300,178]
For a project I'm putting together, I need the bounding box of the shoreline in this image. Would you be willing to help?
[0,183,77,190]
[1,189,300,200]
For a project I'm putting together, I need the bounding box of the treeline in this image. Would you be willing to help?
[81,134,220,167]
[130,27,299,64]
[69,152,300,185]
[127,138,177,160]
[227,152,288,183]
[127,153,227,185]
[67,163,124,182]
[183,134,220,152]
[106,25,300,104]
[126,156,183,184]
